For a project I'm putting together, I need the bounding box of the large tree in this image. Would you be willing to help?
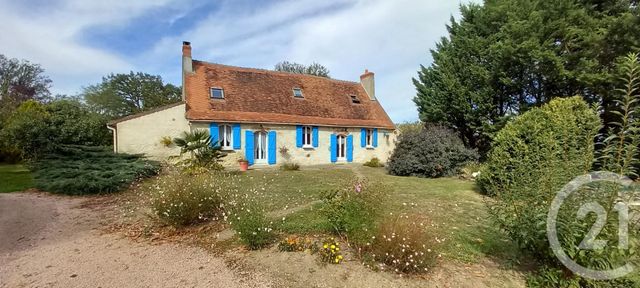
[83,72,181,118]
[0,54,51,126]
[414,0,639,155]
[274,61,331,78]
[1,98,111,159]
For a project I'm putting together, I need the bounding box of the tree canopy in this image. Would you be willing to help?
[0,54,51,126]
[0,99,111,159]
[414,0,640,155]
[83,72,181,118]
[274,61,331,78]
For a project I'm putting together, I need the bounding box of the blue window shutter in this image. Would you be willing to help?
[268,131,277,165]
[347,135,354,162]
[209,123,219,147]
[245,131,254,165]
[296,125,303,148]
[373,128,378,148]
[360,128,366,147]
[232,124,241,149]
[330,134,337,163]
[312,126,319,148]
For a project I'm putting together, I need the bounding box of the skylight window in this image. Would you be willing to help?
[210,87,224,99]
[293,88,304,98]
[350,95,361,104]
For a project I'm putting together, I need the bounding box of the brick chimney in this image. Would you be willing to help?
[181,41,193,101]
[360,69,375,100]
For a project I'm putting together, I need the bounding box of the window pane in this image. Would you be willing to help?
[293,89,303,97]
[211,88,224,99]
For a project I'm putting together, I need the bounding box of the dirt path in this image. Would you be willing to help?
[0,192,273,288]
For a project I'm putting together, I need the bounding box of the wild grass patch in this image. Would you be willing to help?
[365,214,438,274]
[150,172,224,226]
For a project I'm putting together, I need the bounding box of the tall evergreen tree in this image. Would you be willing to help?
[414,0,639,155]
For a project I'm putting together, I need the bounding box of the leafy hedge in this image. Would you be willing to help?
[387,125,478,177]
[32,145,160,195]
[477,97,600,197]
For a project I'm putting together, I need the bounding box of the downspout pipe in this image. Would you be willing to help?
[107,124,117,153]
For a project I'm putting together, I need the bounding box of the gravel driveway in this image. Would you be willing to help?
[0,192,273,288]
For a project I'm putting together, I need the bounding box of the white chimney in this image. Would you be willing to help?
[360,69,375,100]
[181,41,193,101]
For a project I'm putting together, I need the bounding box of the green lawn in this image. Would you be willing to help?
[0,164,34,193]
[238,166,520,266]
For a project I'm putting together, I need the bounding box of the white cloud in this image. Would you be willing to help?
[0,0,175,95]
[0,0,470,122]
[147,0,468,122]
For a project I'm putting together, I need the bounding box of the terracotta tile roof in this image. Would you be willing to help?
[184,61,395,129]
[107,101,185,126]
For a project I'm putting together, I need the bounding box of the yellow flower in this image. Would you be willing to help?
[323,244,328,249]
[330,245,336,249]
[338,255,343,260]
[335,259,339,263]
[336,247,340,251]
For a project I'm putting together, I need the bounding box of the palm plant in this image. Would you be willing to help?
[173,130,226,169]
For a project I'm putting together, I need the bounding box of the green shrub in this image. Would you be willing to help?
[228,202,276,249]
[479,97,601,253]
[32,145,160,195]
[0,99,110,160]
[363,157,384,168]
[387,125,478,178]
[526,266,638,288]
[149,173,223,226]
[525,267,580,288]
[367,214,437,274]
[280,162,300,171]
[320,179,389,246]
[477,97,600,197]
[479,57,640,286]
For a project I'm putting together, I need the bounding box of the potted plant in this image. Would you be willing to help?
[238,156,249,171]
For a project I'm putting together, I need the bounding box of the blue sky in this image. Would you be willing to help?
[0,0,471,123]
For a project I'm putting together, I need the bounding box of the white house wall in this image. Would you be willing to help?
[115,104,190,159]
[190,122,397,167]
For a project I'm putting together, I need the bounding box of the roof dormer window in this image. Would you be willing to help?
[210,87,224,99]
[350,95,361,104]
[293,88,303,98]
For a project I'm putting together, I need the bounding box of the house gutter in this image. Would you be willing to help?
[107,124,117,153]
[187,119,395,130]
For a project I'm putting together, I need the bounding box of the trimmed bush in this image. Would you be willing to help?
[387,125,478,177]
[478,96,600,197]
[280,162,300,171]
[32,145,160,195]
[479,97,601,254]
[476,97,640,285]
[363,157,384,168]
